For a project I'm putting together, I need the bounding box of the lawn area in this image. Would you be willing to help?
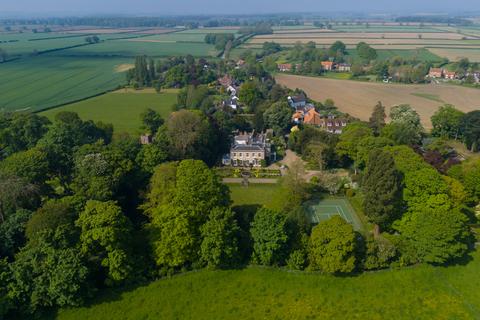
[40,90,177,134]
[227,183,281,208]
[49,249,480,320]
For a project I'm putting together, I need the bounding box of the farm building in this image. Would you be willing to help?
[428,68,443,78]
[321,61,335,71]
[444,71,457,80]
[278,63,293,72]
[337,63,351,72]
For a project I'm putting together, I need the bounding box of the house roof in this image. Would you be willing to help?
[304,109,322,126]
[321,61,334,66]
[232,145,264,152]
[292,111,304,120]
[429,68,443,74]
[289,93,306,103]
[218,75,233,87]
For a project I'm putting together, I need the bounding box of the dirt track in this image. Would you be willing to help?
[276,74,480,128]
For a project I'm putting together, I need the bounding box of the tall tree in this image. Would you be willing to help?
[362,149,402,229]
[308,216,357,274]
[431,104,465,139]
[369,101,386,135]
[395,206,471,264]
[140,108,164,135]
[263,101,293,135]
[76,200,133,285]
[462,110,480,152]
[250,208,289,266]
[200,207,239,269]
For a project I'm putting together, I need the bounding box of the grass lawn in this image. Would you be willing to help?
[227,183,282,209]
[40,90,178,134]
[49,250,480,320]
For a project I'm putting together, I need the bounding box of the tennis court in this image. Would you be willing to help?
[304,198,363,231]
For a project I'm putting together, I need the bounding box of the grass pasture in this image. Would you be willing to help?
[427,47,480,62]
[49,250,480,320]
[40,90,178,134]
[276,74,480,128]
[304,198,363,230]
[227,183,281,208]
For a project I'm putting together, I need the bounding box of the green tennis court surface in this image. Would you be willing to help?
[304,198,363,230]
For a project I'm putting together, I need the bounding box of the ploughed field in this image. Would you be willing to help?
[276,74,480,128]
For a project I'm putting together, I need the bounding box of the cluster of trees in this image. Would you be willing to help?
[84,35,100,44]
[239,22,273,35]
[204,33,235,51]
[126,55,218,90]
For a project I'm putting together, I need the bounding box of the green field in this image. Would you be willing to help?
[49,249,480,320]
[227,183,282,208]
[346,48,442,62]
[40,90,177,134]
[304,198,363,231]
[0,55,130,112]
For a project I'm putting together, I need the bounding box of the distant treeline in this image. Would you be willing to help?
[395,16,473,26]
[0,15,301,29]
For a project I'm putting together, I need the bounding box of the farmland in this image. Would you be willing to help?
[0,55,130,112]
[40,89,178,134]
[48,250,480,320]
[240,24,480,60]
[0,28,227,112]
[276,73,480,128]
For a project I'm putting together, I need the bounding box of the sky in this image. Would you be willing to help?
[1,0,480,16]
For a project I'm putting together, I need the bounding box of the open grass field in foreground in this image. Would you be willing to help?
[49,250,480,320]
[40,90,177,134]
[276,74,480,129]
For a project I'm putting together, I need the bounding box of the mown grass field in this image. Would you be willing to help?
[48,250,480,320]
[227,183,282,208]
[0,55,130,112]
[40,90,177,134]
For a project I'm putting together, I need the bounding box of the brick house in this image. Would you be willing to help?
[444,70,457,80]
[321,61,335,71]
[337,63,351,72]
[278,63,292,72]
[428,68,443,78]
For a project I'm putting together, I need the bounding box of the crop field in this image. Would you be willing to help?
[245,25,480,60]
[49,250,480,320]
[347,48,442,61]
[40,90,178,134]
[276,74,480,128]
[0,55,130,112]
[427,47,480,62]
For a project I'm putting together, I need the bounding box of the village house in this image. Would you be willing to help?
[277,63,292,72]
[428,68,443,78]
[292,108,348,134]
[321,61,335,71]
[337,63,351,72]
[218,74,233,88]
[291,103,315,124]
[223,131,272,167]
[444,70,457,80]
[222,96,239,110]
[288,94,307,108]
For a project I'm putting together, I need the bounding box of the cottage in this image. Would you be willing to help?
[428,68,443,78]
[224,132,272,167]
[321,115,348,134]
[321,61,335,71]
[278,63,292,72]
[303,109,323,126]
[444,71,457,80]
[337,63,351,72]
[288,94,307,108]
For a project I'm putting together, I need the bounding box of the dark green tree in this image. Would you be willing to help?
[368,101,386,135]
[362,149,402,229]
[462,110,480,152]
[431,105,465,139]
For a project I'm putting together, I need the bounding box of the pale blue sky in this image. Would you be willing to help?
[1,0,479,16]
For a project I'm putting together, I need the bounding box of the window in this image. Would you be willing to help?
[239,153,242,157]
[233,153,236,156]
[258,153,262,157]
[246,153,249,157]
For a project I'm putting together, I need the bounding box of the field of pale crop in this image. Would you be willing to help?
[47,250,480,320]
[427,47,480,62]
[276,74,480,128]
[40,90,178,134]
